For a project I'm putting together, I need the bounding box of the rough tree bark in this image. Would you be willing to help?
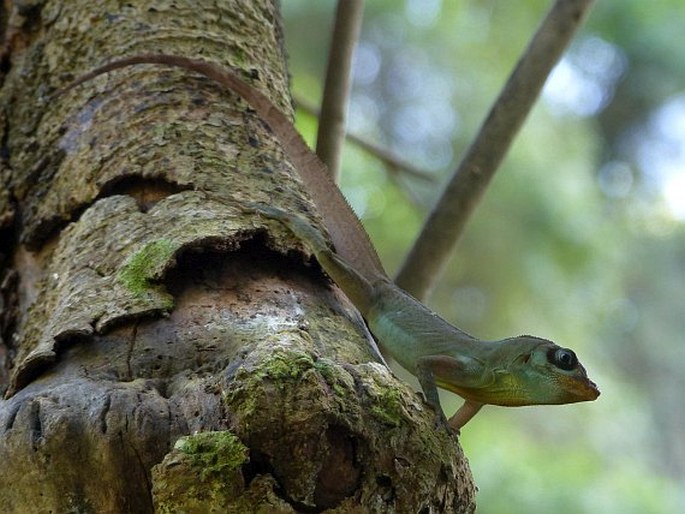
[0,1,476,512]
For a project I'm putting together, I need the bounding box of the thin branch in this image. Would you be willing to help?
[316,0,365,182]
[395,0,596,300]
[346,131,435,182]
[297,96,434,181]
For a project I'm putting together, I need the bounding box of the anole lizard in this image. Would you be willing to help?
[61,55,600,430]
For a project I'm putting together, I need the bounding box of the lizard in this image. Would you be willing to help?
[59,54,600,430]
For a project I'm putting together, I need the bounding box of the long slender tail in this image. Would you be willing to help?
[60,54,388,283]
[244,202,377,314]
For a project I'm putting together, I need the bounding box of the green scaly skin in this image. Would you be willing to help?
[62,55,600,431]
[248,206,599,430]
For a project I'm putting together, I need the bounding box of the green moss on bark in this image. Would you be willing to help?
[175,431,249,480]
[118,238,176,307]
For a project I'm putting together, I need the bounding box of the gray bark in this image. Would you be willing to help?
[0,0,476,512]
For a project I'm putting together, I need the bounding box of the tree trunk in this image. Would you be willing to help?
[0,1,476,512]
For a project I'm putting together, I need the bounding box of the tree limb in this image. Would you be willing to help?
[297,96,434,182]
[395,0,596,300]
[316,0,365,181]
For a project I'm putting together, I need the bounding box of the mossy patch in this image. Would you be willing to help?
[370,385,405,428]
[260,348,315,384]
[117,238,176,307]
[174,431,249,481]
[223,348,321,420]
[314,358,351,398]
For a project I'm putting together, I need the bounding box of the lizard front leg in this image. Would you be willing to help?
[415,357,450,430]
[449,401,484,431]
[415,353,489,432]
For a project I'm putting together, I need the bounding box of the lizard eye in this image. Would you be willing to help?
[547,348,578,371]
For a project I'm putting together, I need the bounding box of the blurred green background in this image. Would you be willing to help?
[282,1,685,512]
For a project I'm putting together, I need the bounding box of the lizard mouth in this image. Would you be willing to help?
[555,373,600,403]
[576,377,600,401]
[586,379,600,399]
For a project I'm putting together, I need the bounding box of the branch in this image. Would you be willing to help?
[297,96,434,182]
[316,0,365,181]
[395,0,596,300]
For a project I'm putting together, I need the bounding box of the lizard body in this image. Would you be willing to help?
[61,55,599,430]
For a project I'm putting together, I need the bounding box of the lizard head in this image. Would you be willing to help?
[486,335,600,407]
[437,336,600,407]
